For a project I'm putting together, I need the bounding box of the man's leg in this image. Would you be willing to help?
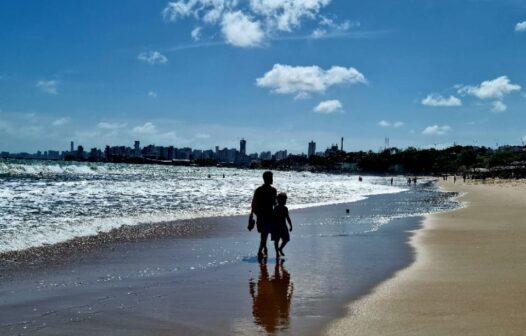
[258,232,268,256]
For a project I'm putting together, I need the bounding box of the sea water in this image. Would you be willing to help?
[0,159,406,253]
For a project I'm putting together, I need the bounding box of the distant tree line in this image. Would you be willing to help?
[271,145,526,176]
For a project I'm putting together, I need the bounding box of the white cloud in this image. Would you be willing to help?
[515,21,526,32]
[421,94,462,107]
[132,122,157,134]
[52,117,69,126]
[137,51,168,64]
[491,100,507,113]
[97,122,127,130]
[293,92,311,100]
[36,80,59,94]
[378,120,391,127]
[256,64,366,96]
[191,26,202,40]
[457,76,521,100]
[162,0,332,47]
[313,100,343,114]
[422,125,452,136]
[249,0,330,32]
[311,28,327,38]
[221,11,264,47]
[378,120,404,128]
[148,91,158,98]
[312,15,358,38]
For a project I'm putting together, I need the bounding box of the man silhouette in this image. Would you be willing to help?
[250,171,277,258]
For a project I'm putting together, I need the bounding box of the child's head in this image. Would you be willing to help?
[277,192,287,205]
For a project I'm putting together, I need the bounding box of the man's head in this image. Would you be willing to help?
[262,171,273,185]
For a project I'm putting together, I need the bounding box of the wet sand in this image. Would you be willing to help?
[324,179,526,335]
[1,188,446,336]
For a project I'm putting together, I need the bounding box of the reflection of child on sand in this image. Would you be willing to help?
[272,192,293,258]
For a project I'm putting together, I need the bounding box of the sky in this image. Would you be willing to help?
[1,0,526,154]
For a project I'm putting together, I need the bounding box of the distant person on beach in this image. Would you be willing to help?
[454,176,457,184]
[390,177,393,185]
[272,192,292,258]
[250,171,277,258]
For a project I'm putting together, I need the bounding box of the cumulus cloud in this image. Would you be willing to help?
[378,120,404,128]
[133,122,157,134]
[221,11,264,47]
[36,80,59,94]
[515,21,526,32]
[97,122,127,130]
[421,94,462,107]
[491,100,507,113]
[457,76,521,100]
[422,125,452,136]
[313,100,342,114]
[52,117,69,126]
[162,0,334,47]
[256,64,366,96]
[137,51,168,64]
[148,91,158,98]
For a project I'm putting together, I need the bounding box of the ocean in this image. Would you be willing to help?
[1,159,405,254]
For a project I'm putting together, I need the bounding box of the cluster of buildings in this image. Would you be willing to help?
[1,138,347,165]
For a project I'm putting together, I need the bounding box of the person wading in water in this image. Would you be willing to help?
[250,171,277,259]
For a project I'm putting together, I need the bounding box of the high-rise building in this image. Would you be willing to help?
[308,141,316,157]
[240,138,246,156]
[70,141,74,153]
[134,141,141,157]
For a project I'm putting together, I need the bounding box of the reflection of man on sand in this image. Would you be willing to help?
[249,261,293,334]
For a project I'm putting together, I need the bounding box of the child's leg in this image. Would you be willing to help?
[274,239,280,257]
[279,239,289,256]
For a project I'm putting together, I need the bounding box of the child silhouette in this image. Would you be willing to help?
[272,192,293,258]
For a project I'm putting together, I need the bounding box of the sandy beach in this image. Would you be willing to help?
[324,179,526,335]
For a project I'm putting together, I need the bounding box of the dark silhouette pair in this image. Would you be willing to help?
[250,171,292,259]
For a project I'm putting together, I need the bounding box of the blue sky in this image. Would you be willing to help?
[1,0,526,154]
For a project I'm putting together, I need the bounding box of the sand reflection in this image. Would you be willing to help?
[249,260,294,334]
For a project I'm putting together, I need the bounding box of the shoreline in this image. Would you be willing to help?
[323,179,526,335]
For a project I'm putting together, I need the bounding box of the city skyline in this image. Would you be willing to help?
[1,1,526,153]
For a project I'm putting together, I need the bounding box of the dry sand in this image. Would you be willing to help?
[324,179,526,335]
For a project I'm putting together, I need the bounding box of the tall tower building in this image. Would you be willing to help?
[134,140,141,157]
[308,141,316,157]
[240,138,246,156]
[70,141,74,153]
